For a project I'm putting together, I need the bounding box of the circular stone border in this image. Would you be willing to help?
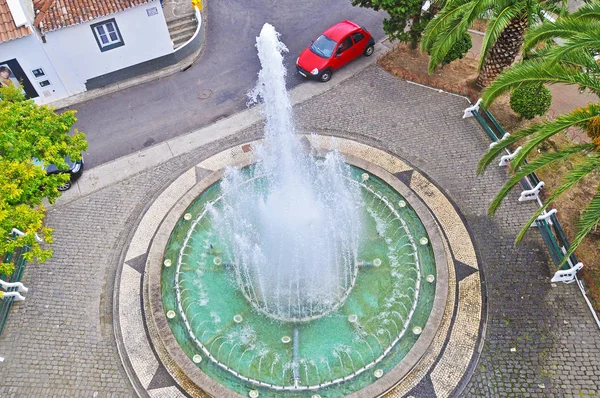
[146,152,448,397]
[114,135,484,398]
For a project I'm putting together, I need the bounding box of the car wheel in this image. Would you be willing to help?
[364,45,375,57]
[58,180,72,191]
[319,70,332,82]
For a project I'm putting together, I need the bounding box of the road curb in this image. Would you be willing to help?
[54,39,392,207]
[49,4,209,110]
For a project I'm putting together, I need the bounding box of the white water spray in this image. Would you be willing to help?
[211,23,362,322]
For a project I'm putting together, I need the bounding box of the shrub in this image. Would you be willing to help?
[441,32,472,65]
[0,85,87,275]
[510,83,552,120]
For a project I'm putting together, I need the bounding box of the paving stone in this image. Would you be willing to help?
[0,131,264,397]
[0,65,598,397]
[291,66,600,397]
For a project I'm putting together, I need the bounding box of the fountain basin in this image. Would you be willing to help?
[147,154,448,397]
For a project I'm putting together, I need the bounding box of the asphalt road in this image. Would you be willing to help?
[69,0,386,168]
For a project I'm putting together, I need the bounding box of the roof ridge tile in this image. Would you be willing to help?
[34,0,153,33]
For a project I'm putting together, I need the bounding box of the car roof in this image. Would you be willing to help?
[322,20,361,42]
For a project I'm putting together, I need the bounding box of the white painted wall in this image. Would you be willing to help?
[17,0,34,22]
[0,34,68,104]
[42,0,172,95]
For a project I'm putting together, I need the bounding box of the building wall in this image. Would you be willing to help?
[42,0,172,95]
[17,0,34,21]
[0,33,69,104]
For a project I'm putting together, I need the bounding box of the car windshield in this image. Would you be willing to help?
[32,156,75,172]
[310,35,336,58]
[32,158,45,170]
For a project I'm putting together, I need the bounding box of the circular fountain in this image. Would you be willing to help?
[161,163,439,396]
[145,24,449,397]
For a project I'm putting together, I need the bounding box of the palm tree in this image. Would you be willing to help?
[421,0,568,87]
[483,2,600,100]
[478,1,600,267]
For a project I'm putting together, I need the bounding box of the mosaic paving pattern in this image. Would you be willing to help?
[116,136,484,397]
[3,65,598,398]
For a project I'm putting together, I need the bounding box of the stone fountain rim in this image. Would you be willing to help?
[145,151,449,398]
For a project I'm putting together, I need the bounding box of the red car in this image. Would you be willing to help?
[296,20,375,82]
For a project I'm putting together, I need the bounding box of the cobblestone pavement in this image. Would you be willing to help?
[1,65,599,397]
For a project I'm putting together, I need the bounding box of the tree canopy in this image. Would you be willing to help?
[0,85,87,276]
[351,0,438,49]
[422,0,569,86]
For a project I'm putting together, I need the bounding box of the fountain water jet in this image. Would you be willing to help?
[210,24,362,322]
[158,22,441,397]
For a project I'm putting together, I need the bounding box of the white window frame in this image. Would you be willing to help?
[91,18,124,52]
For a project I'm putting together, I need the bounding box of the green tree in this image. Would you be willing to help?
[509,83,552,119]
[478,2,600,266]
[350,0,439,49]
[439,31,473,64]
[421,0,568,87]
[0,85,88,275]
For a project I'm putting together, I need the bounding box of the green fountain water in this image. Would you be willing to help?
[160,23,437,397]
[161,166,436,397]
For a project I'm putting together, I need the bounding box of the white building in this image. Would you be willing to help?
[0,0,186,104]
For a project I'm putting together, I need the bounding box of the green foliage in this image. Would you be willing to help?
[351,0,436,48]
[422,0,498,73]
[421,0,568,76]
[478,3,600,268]
[482,2,600,105]
[0,85,88,275]
[479,95,600,268]
[439,31,472,65]
[483,60,600,106]
[509,83,552,119]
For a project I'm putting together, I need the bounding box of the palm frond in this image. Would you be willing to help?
[523,18,600,53]
[571,1,600,21]
[424,0,497,72]
[477,127,538,173]
[509,105,600,169]
[539,0,569,19]
[421,0,473,52]
[542,34,600,64]
[556,49,600,73]
[487,144,595,216]
[514,156,600,244]
[482,60,600,106]
[431,0,449,7]
[559,190,600,268]
[428,17,473,72]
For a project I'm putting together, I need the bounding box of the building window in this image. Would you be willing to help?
[91,18,124,52]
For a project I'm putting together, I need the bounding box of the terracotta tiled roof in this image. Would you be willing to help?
[34,0,152,33]
[0,0,31,43]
